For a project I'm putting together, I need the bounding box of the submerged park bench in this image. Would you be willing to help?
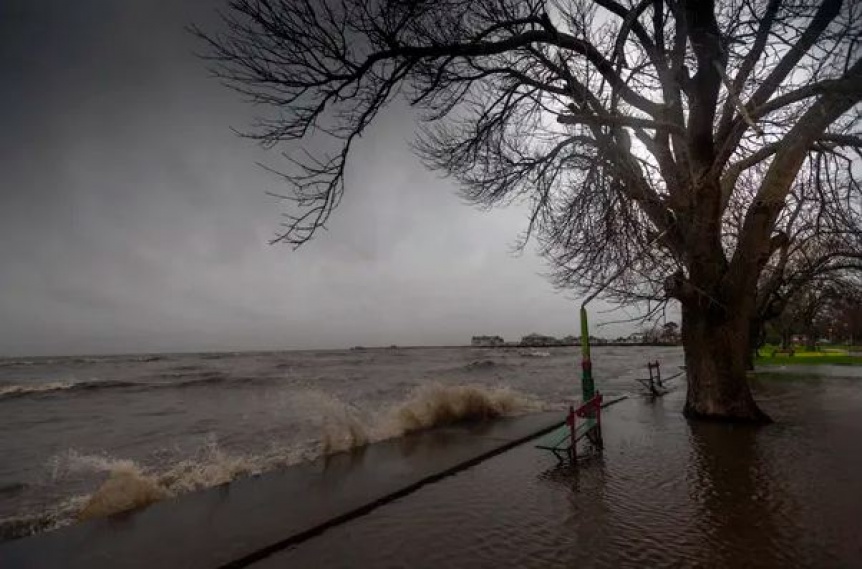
[535,393,603,463]
[636,360,666,396]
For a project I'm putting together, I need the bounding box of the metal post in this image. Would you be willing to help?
[566,232,670,462]
[579,307,603,452]
[580,307,595,402]
[593,393,604,449]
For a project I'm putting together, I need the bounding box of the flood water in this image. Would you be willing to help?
[4,347,862,567]
[256,370,862,569]
[0,345,683,539]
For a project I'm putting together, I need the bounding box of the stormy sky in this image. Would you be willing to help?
[0,0,642,356]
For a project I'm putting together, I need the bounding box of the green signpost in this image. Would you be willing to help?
[579,306,595,402]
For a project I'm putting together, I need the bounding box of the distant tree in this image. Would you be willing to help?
[197,0,862,422]
[661,321,680,343]
[831,293,862,345]
[765,275,861,349]
[640,324,662,344]
[748,175,862,364]
[638,320,679,344]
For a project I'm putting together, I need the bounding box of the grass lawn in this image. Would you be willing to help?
[756,346,862,366]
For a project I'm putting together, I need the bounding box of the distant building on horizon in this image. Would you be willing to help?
[471,335,505,347]
[471,333,610,348]
[520,333,560,347]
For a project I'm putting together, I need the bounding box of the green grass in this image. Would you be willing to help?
[758,355,862,366]
[755,347,862,366]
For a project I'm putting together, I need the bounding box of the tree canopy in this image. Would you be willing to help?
[197,0,862,420]
[198,0,861,283]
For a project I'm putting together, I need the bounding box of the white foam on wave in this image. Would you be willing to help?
[37,447,246,525]
[391,383,540,433]
[37,437,317,528]
[0,494,89,541]
[313,383,541,454]
[0,381,77,398]
[13,384,542,534]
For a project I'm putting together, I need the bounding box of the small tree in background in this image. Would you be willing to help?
[766,275,862,349]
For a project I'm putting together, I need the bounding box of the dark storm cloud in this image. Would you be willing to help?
[0,0,634,356]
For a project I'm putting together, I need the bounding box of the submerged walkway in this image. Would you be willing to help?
[1,411,578,569]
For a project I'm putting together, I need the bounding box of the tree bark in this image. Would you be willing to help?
[681,303,771,423]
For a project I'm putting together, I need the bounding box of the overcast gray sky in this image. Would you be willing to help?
[0,0,645,356]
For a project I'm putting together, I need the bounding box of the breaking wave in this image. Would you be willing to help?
[0,374,277,402]
[71,457,168,522]
[0,355,166,368]
[2,384,541,538]
[0,442,308,540]
[391,384,538,433]
[0,380,139,400]
[317,384,540,453]
[0,496,87,542]
[0,359,55,368]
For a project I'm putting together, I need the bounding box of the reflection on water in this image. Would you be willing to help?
[256,372,862,568]
[687,421,788,567]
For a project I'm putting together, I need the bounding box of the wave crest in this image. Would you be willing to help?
[78,471,167,521]
[0,380,139,401]
[0,374,270,402]
[318,384,540,454]
[13,384,541,533]
[391,384,537,434]
[0,495,87,541]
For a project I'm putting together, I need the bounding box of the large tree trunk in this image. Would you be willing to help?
[681,303,771,423]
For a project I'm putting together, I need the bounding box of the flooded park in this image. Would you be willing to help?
[259,367,862,569]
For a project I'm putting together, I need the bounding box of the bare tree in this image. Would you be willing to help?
[195,0,862,422]
[830,289,862,344]
[766,273,862,349]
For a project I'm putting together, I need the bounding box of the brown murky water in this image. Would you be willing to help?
[0,346,684,538]
[255,371,862,568]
